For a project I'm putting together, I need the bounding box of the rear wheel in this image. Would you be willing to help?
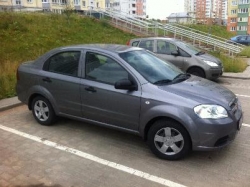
[147,119,191,160]
[32,96,57,126]
[187,67,205,78]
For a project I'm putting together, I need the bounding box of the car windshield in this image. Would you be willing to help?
[175,41,204,55]
[119,50,185,85]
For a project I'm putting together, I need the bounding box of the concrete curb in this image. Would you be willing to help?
[0,97,23,112]
[222,75,250,80]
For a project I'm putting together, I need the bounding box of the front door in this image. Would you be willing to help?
[80,52,141,131]
[156,40,184,70]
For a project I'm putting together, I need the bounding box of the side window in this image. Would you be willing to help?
[85,52,129,85]
[239,36,247,41]
[157,41,177,55]
[178,48,191,57]
[44,51,80,77]
[138,40,154,51]
[131,41,139,46]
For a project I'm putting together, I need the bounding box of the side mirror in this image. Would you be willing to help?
[114,79,137,91]
[171,50,179,56]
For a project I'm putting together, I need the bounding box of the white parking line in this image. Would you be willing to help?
[0,124,186,187]
[243,123,250,128]
[236,94,250,98]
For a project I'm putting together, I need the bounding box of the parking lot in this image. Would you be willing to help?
[0,77,250,187]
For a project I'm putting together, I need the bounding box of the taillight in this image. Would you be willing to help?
[126,40,130,45]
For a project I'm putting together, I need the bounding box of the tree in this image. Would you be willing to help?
[64,0,75,24]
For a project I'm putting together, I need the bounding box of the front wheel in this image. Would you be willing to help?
[187,67,205,78]
[32,96,57,126]
[147,119,191,160]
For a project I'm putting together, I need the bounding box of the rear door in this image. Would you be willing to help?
[80,51,141,131]
[41,50,82,116]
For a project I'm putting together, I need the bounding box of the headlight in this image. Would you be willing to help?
[194,105,228,119]
[203,60,218,67]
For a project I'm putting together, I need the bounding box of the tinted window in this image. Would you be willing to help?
[119,50,182,84]
[131,41,139,46]
[157,41,177,55]
[178,48,191,57]
[85,52,129,85]
[45,51,80,77]
[138,40,154,51]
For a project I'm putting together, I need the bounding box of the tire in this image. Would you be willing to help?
[31,96,57,126]
[187,67,205,78]
[147,119,191,160]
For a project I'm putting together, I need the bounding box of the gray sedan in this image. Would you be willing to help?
[16,44,242,160]
[127,37,223,80]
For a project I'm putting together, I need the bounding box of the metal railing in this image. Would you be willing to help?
[87,8,244,55]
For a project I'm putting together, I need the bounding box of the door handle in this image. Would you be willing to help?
[85,86,96,93]
[42,77,52,83]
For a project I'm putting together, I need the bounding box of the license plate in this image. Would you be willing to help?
[238,116,243,130]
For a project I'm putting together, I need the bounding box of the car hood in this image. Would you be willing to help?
[158,76,235,108]
[196,53,222,65]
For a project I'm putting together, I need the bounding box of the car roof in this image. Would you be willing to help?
[53,44,141,53]
[131,37,178,42]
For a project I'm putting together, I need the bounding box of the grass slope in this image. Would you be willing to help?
[0,12,135,99]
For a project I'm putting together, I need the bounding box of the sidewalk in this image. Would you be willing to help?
[0,58,249,112]
[222,58,250,79]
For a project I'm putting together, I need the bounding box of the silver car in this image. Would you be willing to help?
[16,44,242,160]
[127,37,223,80]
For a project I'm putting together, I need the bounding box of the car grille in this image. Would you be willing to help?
[229,97,238,114]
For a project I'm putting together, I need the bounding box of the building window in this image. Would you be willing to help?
[60,0,66,4]
[52,0,58,4]
[82,1,85,6]
[16,0,21,4]
[27,0,32,2]
[42,0,48,2]
[238,8,249,13]
[74,0,79,5]
[96,2,99,7]
[239,0,249,4]
[231,18,237,22]
[231,9,237,14]
[238,17,248,22]
[230,27,236,31]
[232,0,238,5]
[237,26,247,31]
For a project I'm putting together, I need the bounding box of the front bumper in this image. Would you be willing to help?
[192,105,243,151]
[206,67,223,80]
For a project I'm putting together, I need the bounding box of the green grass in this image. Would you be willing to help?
[184,24,235,39]
[238,46,250,58]
[210,52,248,72]
[0,12,135,99]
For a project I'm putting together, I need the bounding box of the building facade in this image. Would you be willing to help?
[110,0,146,18]
[0,0,107,13]
[227,0,250,35]
[184,0,227,24]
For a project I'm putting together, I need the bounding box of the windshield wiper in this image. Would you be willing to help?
[195,51,205,56]
[153,79,172,85]
[172,73,190,83]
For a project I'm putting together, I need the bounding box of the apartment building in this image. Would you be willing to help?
[227,0,250,35]
[184,0,227,24]
[0,0,106,13]
[110,0,146,18]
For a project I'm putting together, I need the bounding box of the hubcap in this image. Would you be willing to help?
[34,100,49,122]
[154,127,184,155]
